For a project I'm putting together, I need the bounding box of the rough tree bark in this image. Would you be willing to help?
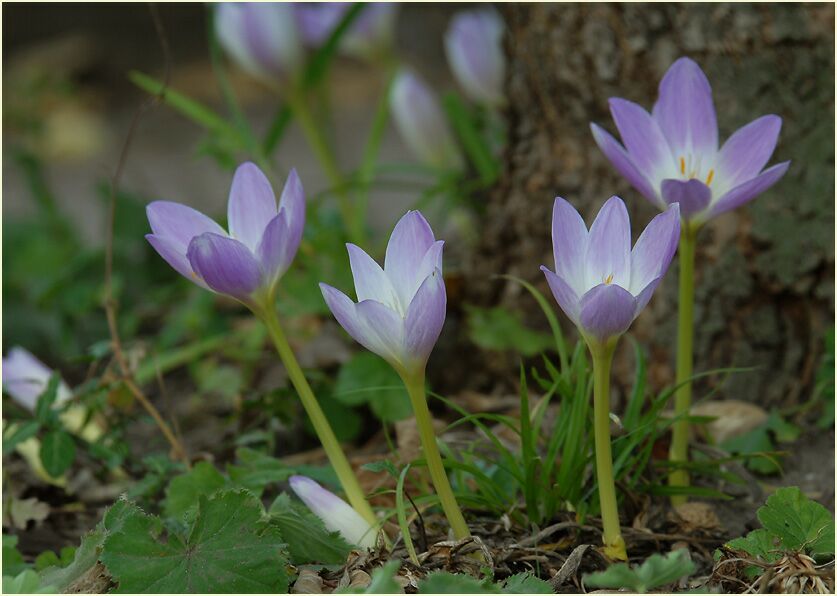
[454,3,834,408]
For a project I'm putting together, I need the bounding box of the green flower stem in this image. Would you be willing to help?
[286,89,366,246]
[589,340,627,561]
[257,304,377,528]
[668,223,698,505]
[402,370,471,540]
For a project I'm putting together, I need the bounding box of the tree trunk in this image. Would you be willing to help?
[457,3,834,408]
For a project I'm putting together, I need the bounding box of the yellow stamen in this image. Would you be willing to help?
[705,169,714,185]
[604,274,613,285]
[679,157,686,175]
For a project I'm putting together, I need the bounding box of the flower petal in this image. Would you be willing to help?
[2,347,72,412]
[146,234,208,289]
[629,204,681,294]
[348,244,399,307]
[277,168,306,251]
[320,283,369,345]
[716,115,782,190]
[146,201,226,253]
[444,8,506,106]
[590,123,662,207]
[541,266,581,327]
[585,196,631,289]
[256,212,293,289]
[709,161,790,218]
[550,197,589,294]
[404,269,446,372]
[608,98,675,181]
[404,240,445,308]
[227,162,278,251]
[652,57,718,156]
[187,232,262,301]
[633,275,663,318]
[289,476,376,549]
[579,283,637,342]
[354,300,406,367]
[384,211,436,306]
[660,178,712,219]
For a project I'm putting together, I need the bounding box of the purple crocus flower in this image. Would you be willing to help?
[391,69,464,171]
[591,57,790,223]
[295,3,396,59]
[289,475,377,549]
[215,3,304,85]
[444,7,506,107]
[2,347,72,412]
[146,163,305,307]
[320,211,445,378]
[541,197,680,343]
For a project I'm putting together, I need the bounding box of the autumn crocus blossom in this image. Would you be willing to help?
[591,57,789,223]
[146,163,304,308]
[289,476,377,549]
[541,197,680,343]
[390,69,464,171]
[295,3,396,60]
[320,210,446,379]
[215,3,303,86]
[444,7,506,107]
[3,347,73,412]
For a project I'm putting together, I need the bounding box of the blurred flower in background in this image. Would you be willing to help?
[2,347,73,412]
[215,3,304,86]
[390,69,464,171]
[295,2,397,60]
[445,7,506,107]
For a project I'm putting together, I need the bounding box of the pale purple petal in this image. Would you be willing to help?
[277,168,305,253]
[629,204,681,295]
[404,240,445,307]
[384,211,436,307]
[651,57,718,156]
[579,283,637,342]
[227,162,278,251]
[590,124,662,208]
[146,201,226,254]
[348,244,399,306]
[354,300,405,366]
[187,232,262,301]
[541,267,581,326]
[404,269,446,370]
[2,347,72,411]
[444,8,505,106]
[585,196,631,289]
[716,115,782,189]
[608,98,675,179]
[550,197,589,294]
[633,276,663,318]
[320,283,369,347]
[256,212,293,287]
[660,178,712,219]
[709,161,790,218]
[146,234,208,289]
[391,70,464,170]
[289,475,376,549]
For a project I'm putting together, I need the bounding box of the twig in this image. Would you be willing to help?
[102,3,189,467]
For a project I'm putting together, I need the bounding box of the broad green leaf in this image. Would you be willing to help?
[757,487,835,556]
[583,550,695,593]
[465,305,553,356]
[227,448,294,496]
[39,528,104,592]
[764,410,800,443]
[34,374,61,423]
[720,426,780,474]
[268,493,351,565]
[2,569,57,594]
[334,353,411,422]
[727,528,782,574]
[2,535,28,576]
[101,490,289,593]
[418,572,500,594]
[502,572,552,593]
[39,430,74,477]
[163,461,228,519]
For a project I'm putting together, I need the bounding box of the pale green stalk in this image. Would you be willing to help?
[402,370,470,540]
[589,339,627,561]
[255,304,377,528]
[668,223,698,505]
